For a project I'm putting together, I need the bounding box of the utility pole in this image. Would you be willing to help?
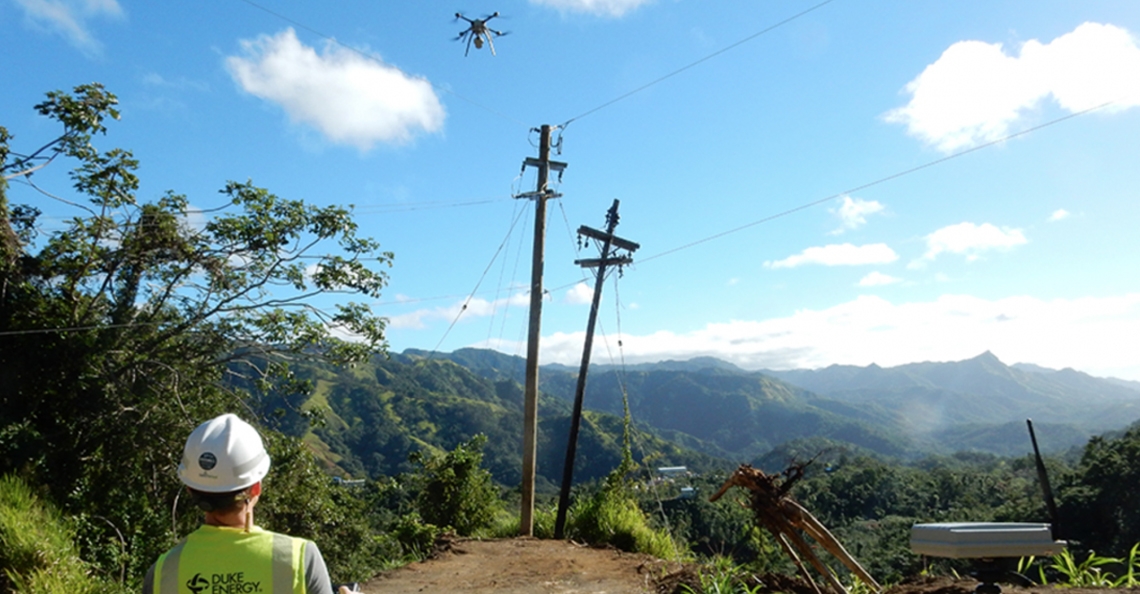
[517,124,566,536]
[554,199,639,539]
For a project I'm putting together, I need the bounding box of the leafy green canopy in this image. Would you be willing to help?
[0,84,391,586]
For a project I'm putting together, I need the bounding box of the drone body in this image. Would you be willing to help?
[455,11,507,56]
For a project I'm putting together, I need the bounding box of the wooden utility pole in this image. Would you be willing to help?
[554,199,639,539]
[517,125,566,536]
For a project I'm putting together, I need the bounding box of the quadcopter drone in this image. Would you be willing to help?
[454,12,508,56]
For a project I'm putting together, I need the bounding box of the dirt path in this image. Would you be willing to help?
[358,539,1140,594]
[360,537,677,593]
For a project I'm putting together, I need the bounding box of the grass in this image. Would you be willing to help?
[0,474,122,594]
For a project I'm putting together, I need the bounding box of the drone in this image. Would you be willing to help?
[454,12,508,56]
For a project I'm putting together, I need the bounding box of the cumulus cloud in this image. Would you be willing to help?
[528,0,652,17]
[225,29,445,150]
[13,0,123,55]
[858,272,901,287]
[886,22,1140,152]
[914,222,1027,265]
[1049,209,1071,222]
[830,195,884,234]
[566,283,594,304]
[388,292,529,329]
[765,243,898,269]
[500,293,1140,381]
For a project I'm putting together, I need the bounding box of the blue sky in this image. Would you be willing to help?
[4,0,1140,379]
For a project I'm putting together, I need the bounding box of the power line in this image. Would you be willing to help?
[639,100,1117,265]
[16,102,1112,338]
[427,202,530,355]
[560,0,837,128]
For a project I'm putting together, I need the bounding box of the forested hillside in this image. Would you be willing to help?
[413,347,1140,459]
[252,352,729,491]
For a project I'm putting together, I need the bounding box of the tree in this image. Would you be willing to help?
[0,84,392,585]
[1062,425,1140,556]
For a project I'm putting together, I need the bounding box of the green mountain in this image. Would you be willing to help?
[256,351,727,491]
[405,348,917,462]
[261,347,1140,487]
[410,347,1140,458]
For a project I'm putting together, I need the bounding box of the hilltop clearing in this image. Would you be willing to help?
[356,538,1138,594]
[361,537,673,593]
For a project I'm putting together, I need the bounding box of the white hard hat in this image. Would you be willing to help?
[178,414,270,493]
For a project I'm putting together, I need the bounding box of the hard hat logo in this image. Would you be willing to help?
[199,452,218,470]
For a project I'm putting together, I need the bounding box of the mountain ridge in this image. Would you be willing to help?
[408,348,1140,457]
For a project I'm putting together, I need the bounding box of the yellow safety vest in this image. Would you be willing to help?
[152,525,306,594]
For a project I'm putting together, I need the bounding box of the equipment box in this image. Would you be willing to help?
[911,522,1065,559]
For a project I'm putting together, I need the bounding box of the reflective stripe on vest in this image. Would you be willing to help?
[154,527,304,594]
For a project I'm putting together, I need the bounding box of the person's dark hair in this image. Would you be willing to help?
[187,487,251,513]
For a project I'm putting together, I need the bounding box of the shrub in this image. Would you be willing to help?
[409,434,499,535]
[566,478,682,559]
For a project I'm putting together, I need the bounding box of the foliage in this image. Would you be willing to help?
[409,434,500,535]
[678,556,765,594]
[0,84,390,587]
[661,475,789,570]
[1020,544,1140,588]
[1060,425,1140,555]
[565,395,684,560]
[389,512,440,560]
[0,474,123,594]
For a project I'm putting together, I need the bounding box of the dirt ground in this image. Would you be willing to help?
[359,538,1139,594]
[361,537,674,593]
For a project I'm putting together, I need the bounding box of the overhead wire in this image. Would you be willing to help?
[426,202,530,355]
[485,196,527,345]
[590,271,676,538]
[559,0,837,129]
[638,99,1118,265]
[9,101,1113,339]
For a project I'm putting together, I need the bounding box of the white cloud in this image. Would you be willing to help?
[225,29,445,150]
[858,272,901,287]
[14,0,123,55]
[505,293,1140,381]
[766,243,898,269]
[528,0,652,17]
[388,292,529,329]
[566,283,594,304]
[915,222,1027,265]
[886,22,1140,152]
[830,195,884,234]
[1049,209,1071,222]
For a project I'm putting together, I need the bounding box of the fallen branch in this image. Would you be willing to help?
[710,464,881,594]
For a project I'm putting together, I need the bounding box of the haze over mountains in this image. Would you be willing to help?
[277,347,1140,487]
[410,348,1140,458]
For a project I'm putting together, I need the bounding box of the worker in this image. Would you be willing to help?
[143,413,335,594]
